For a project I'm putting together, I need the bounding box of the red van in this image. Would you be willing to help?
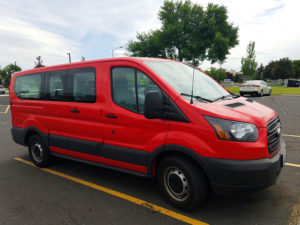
[10,57,286,211]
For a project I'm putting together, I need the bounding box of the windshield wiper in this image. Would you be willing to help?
[230,92,240,98]
[181,93,213,103]
[213,94,233,102]
[226,90,240,99]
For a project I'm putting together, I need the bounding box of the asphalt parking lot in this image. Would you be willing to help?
[0,94,300,225]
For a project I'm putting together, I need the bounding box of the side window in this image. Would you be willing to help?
[70,67,96,103]
[48,70,67,101]
[137,70,160,112]
[14,74,42,99]
[111,67,160,114]
[112,68,137,112]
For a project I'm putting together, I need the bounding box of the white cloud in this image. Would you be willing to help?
[0,0,300,72]
[197,0,300,71]
[0,16,80,69]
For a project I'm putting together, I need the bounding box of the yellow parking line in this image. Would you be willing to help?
[14,157,208,225]
[283,134,300,138]
[286,163,300,168]
[4,105,10,114]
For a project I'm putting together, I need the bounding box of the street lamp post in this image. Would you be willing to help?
[67,53,71,63]
[112,46,123,57]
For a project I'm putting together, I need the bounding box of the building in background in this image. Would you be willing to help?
[226,70,243,83]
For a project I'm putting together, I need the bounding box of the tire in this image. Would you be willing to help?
[157,155,208,211]
[28,135,51,167]
[259,90,263,97]
[268,90,272,96]
[239,92,243,96]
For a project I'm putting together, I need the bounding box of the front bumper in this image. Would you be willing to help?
[203,139,286,193]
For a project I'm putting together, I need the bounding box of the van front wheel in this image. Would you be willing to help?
[157,156,208,211]
[28,135,51,167]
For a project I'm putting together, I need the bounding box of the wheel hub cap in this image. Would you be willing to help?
[32,143,43,163]
[164,167,189,201]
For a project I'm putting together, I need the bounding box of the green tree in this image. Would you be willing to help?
[127,0,239,66]
[292,60,300,78]
[241,41,257,79]
[0,63,22,87]
[34,56,45,68]
[128,30,167,58]
[206,67,226,82]
[272,58,294,79]
[263,60,276,79]
[264,58,295,80]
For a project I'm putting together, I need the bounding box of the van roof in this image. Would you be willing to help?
[13,57,173,76]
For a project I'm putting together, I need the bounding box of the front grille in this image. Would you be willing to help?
[267,116,281,154]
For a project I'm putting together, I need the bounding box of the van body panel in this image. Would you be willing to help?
[11,100,47,134]
[10,57,286,198]
[166,120,270,160]
[193,98,276,127]
[165,96,272,160]
[101,61,169,153]
[50,146,148,174]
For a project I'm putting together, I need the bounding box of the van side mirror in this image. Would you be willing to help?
[144,90,189,122]
[144,91,165,119]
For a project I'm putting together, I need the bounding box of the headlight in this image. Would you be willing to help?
[205,116,258,142]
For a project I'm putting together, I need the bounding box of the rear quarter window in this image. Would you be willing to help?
[14,74,42,99]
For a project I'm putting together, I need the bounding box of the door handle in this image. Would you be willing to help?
[105,114,117,119]
[70,109,80,113]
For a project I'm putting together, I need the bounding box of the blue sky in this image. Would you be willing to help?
[0,0,299,71]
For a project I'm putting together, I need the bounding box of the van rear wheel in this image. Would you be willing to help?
[28,135,51,167]
[157,156,208,211]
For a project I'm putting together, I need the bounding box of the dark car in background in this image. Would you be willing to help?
[0,85,5,94]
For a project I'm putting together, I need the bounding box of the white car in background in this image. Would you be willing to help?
[0,85,5,94]
[240,80,272,97]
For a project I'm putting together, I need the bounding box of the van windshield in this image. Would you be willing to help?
[144,61,230,102]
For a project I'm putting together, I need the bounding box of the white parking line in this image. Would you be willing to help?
[0,105,10,114]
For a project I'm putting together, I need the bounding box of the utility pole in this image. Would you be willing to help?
[67,53,71,63]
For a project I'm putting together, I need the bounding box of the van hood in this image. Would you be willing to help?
[194,97,276,127]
